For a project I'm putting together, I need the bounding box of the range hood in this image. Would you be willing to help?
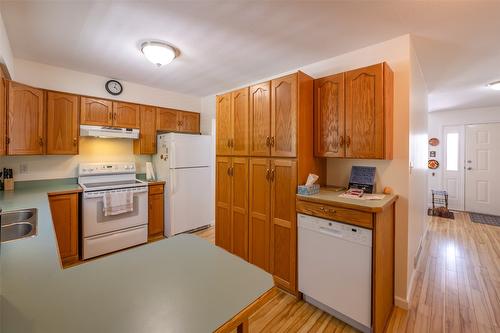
[80,125,140,139]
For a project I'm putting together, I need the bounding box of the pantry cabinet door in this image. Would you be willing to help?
[177,111,200,134]
[47,92,79,155]
[113,102,140,128]
[249,82,271,156]
[271,74,297,157]
[7,81,45,155]
[249,158,271,272]
[216,93,232,155]
[80,97,113,126]
[231,88,249,156]
[345,63,384,159]
[314,73,345,157]
[134,105,156,154]
[231,157,249,260]
[270,159,297,292]
[215,157,232,252]
[156,107,178,132]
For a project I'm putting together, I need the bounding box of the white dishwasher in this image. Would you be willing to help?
[298,213,372,333]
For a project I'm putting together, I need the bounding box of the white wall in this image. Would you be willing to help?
[0,10,14,76]
[2,59,204,181]
[428,106,500,201]
[406,42,429,302]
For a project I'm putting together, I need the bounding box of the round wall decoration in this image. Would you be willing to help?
[105,80,123,96]
[428,138,440,146]
[428,159,440,169]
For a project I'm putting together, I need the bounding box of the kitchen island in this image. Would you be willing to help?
[0,184,274,333]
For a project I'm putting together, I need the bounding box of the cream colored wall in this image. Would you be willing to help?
[2,59,203,181]
[0,10,14,76]
[406,42,429,303]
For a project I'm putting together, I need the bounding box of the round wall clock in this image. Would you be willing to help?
[105,80,123,96]
[428,138,440,146]
[428,159,440,169]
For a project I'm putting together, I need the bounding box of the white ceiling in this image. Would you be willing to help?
[1,1,500,111]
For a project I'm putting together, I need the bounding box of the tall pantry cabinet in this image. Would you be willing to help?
[216,71,324,294]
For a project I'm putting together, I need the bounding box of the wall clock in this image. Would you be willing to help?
[105,80,123,96]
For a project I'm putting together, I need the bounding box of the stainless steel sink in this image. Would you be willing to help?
[1,208,38,243]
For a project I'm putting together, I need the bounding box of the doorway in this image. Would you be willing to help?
[465,123,500,215]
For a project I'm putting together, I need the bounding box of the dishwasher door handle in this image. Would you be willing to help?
[319,226,343,238]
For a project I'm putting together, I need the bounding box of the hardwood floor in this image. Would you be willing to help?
[194,212,500,332]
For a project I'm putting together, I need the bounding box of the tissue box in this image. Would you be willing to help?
[297,184,320,195]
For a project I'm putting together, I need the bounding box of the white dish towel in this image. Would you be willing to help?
[103,191,134,216]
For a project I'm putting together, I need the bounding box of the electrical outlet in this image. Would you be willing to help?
[19,164,28,174]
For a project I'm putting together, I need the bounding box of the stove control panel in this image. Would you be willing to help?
[79,162,136,176]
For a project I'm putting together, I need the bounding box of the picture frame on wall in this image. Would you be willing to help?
[429,151,436,157]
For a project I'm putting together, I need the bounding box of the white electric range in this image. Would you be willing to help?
[78,162,148,260]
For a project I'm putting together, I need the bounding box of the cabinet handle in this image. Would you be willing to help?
[230,167,234,176]
[227,167,231,176]
[39,137,44,146]
[346,136,351,148]
[270,136,275,147]
[113,112,117,120]
[319,207,336,214]
[265,168,270,181]
[266,136,270,147]
[270,169,275,182]
[109,112,113,120]
[6,137,10,144]
[73,138,77,146]
[230,139,234,148]
[339,135,344,147]
[227,139,231,148]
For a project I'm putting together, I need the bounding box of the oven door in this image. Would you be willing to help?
[82,187,148,237]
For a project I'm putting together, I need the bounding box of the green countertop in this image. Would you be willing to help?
[0,182,273,333]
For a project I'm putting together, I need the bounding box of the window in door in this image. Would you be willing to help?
[446,132,459,171]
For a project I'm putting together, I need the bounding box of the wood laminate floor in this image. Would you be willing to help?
[194,212,500,332]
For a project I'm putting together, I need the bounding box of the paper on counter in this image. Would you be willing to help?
[305,173,319,186]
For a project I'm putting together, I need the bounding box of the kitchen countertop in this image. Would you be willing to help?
[297,188,398,213]
[0,184,273,333]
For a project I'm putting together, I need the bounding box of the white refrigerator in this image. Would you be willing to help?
[153,133,212,237]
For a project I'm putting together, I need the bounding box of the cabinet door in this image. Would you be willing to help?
[215,157,232,252]
[0,78,5,155]
[49,193,79,265]
[345,63,384,158]
[270,159,297,292]
[178,111,200,133]
[271,74,297,157]
[249,82,271,156]
[314,73,345,157]
[249,158,271,271]
[134,105,156,154]
[80,97,112,126]
[216,93,232,155]
[148,186,164,240]
[156,107,178,132]
[231,88,249,156]
[7,81,45,155]
[231,157,249,260]
[113,102,140,128]
[46,92,79,155]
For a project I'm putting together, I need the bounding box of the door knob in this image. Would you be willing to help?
[467,167,472,170]
[467,160,472,163]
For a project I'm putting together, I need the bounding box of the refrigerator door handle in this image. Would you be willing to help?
[170,141,176,169]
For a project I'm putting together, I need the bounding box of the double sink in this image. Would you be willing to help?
[0,208,38,243]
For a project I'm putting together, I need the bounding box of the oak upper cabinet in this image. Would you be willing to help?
[248,158,271,271]
[113,102,140,128]
[0,78,6,155]
[49,192,79,266]
[134,105,157,154]
[231,88,249,155]
[80,97,113,126]
[345,63,393,159]
[271,74,297,157]
[270,159,297,292]
[249,82,271,156]
[148,183,164,240]
[156,107,178,132]
[215,157,249,260]
[7,81,45,155]
[216,93,232,155]
[215,157,232,252]
[314,73,345,157]
[177,111,200,134]
[46,92,79,155]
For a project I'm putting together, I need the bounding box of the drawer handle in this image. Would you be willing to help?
[319,207,335,214]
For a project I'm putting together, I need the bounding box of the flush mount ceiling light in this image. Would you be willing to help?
[141,41,176,67]
[487,81,500,91]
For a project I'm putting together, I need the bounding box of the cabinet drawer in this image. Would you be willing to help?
[148,184,164,195]
[296,200,373,229]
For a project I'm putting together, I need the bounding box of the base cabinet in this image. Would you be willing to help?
[48,192,79,266]
[148,183,164,241]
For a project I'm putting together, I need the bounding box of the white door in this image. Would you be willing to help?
[465,123,500,215]
[442,126,464,210]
